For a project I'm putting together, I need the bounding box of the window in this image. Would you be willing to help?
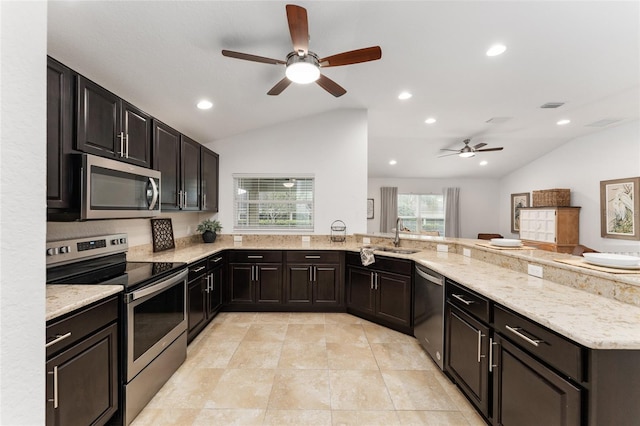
[398,193,445,235]
[233,175,314,231]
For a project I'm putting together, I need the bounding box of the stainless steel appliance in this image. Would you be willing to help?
[46,234,187,425]
[81,154,161,220]
[413,264,445,370]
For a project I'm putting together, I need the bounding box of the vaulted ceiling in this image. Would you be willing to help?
[48,1,639,179]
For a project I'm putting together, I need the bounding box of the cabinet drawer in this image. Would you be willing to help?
[494,305,584,381]
[46,296,118,358]
[228,250,282,263]
[446,280,490,324]
[188,258,208,281]
[286,250,341,263]
[346,252,412,276]
[207,252,226,269]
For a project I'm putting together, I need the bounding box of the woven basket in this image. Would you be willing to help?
[532,188,570,207]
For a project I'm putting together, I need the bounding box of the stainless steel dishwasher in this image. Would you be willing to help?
[413,264,445,370]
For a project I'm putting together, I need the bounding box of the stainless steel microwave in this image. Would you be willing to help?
[81,154,161,220]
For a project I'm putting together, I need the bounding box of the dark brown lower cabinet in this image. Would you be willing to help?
[492,335,582,426]
[228,263,283,306]
[284,250,344,309]
[188,254,225,342]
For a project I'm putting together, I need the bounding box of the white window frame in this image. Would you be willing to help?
[233,174,315,232]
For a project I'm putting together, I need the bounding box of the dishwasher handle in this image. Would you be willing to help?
[415,266,443,286]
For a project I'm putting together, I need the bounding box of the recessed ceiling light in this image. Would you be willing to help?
[197,100,213,110]
[398,92,412,100]
[425,117,437,124]
[479,160,488,166]
[486,44,507,57]
[389,159,397,165]
[557,119,571,125]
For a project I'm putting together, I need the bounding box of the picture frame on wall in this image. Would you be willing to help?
[511,192,530,234]
[600,177,640,240]
[367,198,374,219]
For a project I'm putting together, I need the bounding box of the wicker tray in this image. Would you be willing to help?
[532,188,570,207]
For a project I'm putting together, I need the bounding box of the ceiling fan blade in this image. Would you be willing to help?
[316,74,347,97]
[476,147,504,152]
[437,152,461,158]
[286,4,309,55]
[319,46,382,67]
[222,50,286,65]
[439,149,461,152]
[267,77,292,96]
[473,142,487,149]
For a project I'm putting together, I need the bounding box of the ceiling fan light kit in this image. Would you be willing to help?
[221,4,381,97]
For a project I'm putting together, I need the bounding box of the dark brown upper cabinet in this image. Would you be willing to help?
[153,121,200,211]
[76,76,151,168]
[47,57,76,211]
[200,146,219,212]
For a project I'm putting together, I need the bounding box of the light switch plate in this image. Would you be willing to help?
[301,236,310,242]
[528,264,543,278]
[362,237,371,244]
[437,244,449,253]
[233,235,243,242]
[463,248,471,257]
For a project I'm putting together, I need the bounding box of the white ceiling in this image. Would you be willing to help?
[47,1,639,179]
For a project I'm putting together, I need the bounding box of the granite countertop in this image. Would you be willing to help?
[46,285,123,322]
[127,237,640,350]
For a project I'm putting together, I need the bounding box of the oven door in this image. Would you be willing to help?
[82,154,161,220]
[125,268,187,382]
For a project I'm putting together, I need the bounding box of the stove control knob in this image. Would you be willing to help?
[59,246,70,254]
[46,247,58,256]
[111,239,119,245]
[120,238,126,244]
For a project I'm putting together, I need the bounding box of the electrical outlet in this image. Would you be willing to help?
[362,237,371,245]
[301,236,310,242]
[528,264,543,278]
[463,248,471,257]
[437,244,449,253]
[233,235,242,242]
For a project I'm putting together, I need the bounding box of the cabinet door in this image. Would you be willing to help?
[208,265,224,315]
[47,58,74,209]
[201,146,219,212]
[375,271,411,327]
[493,335,582,426]
[445,304,490,417]
[346,266,375,315]
[286,264,313,304]
[229,263,254,304]
[256,264,283,304]
[187,278,207,341]
[121,101,151,168]
[314,264,341,305]
[180,135,201,211]
[46,323,118,426]
[76,76,119,158]
[153,120,181,210]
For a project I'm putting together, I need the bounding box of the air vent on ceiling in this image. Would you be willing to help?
[540,102,565,109]
[586,118,623,127]
[485,117,512,124]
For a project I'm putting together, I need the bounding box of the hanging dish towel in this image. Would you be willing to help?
[360,247,376,266]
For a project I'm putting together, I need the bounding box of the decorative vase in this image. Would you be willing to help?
[202,230,217,243]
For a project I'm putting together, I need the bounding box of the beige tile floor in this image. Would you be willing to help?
[132,312,487,426]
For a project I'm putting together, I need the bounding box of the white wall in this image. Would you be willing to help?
[207,109,369,235]
[499,120,640,253]
[367,178,501,239]
[0,1,47,423]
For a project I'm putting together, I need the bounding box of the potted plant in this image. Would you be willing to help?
[197,219,222,243]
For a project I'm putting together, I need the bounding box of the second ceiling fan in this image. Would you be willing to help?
[438,139,504,158]
[221,4,382,97]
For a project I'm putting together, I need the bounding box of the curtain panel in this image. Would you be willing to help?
[444,187,460,238]
[380,187,398,233]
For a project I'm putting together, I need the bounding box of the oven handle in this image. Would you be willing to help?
[126,268,188,303]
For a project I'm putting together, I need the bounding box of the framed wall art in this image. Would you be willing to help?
[367,198,374,219]
[600,177,640,240]
[511,192,530,234]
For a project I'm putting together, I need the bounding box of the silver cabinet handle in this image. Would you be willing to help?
[184,191,188,207]
[48,366,59,408]
[125,133,130,158]
[477,331,486,363]
[314,266,317,282]
[118,132,124,157]
[452,294,474,305]
[177,190,182,208]
[489,338,498,372]
[203,194,207,209]
[254,265,259,281]
[374,272,378,290]
[250,265,255,282]
[370,272,374,290]
[211,257,223,263]
[192,266,206,273]
[505,325,544,347]
[309,266,313,283]
[247,255,263,259]
[46,332,72,348]
[305,255,321,259]
[205,274,210,292]
[148,177,159,210]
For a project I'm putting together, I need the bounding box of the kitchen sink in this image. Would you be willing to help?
[362,246,420,255]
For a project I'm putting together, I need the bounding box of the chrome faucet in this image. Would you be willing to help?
[394,217,403,247]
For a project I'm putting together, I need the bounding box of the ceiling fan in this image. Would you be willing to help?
[221,4,382,97]
[438,139,504,158]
